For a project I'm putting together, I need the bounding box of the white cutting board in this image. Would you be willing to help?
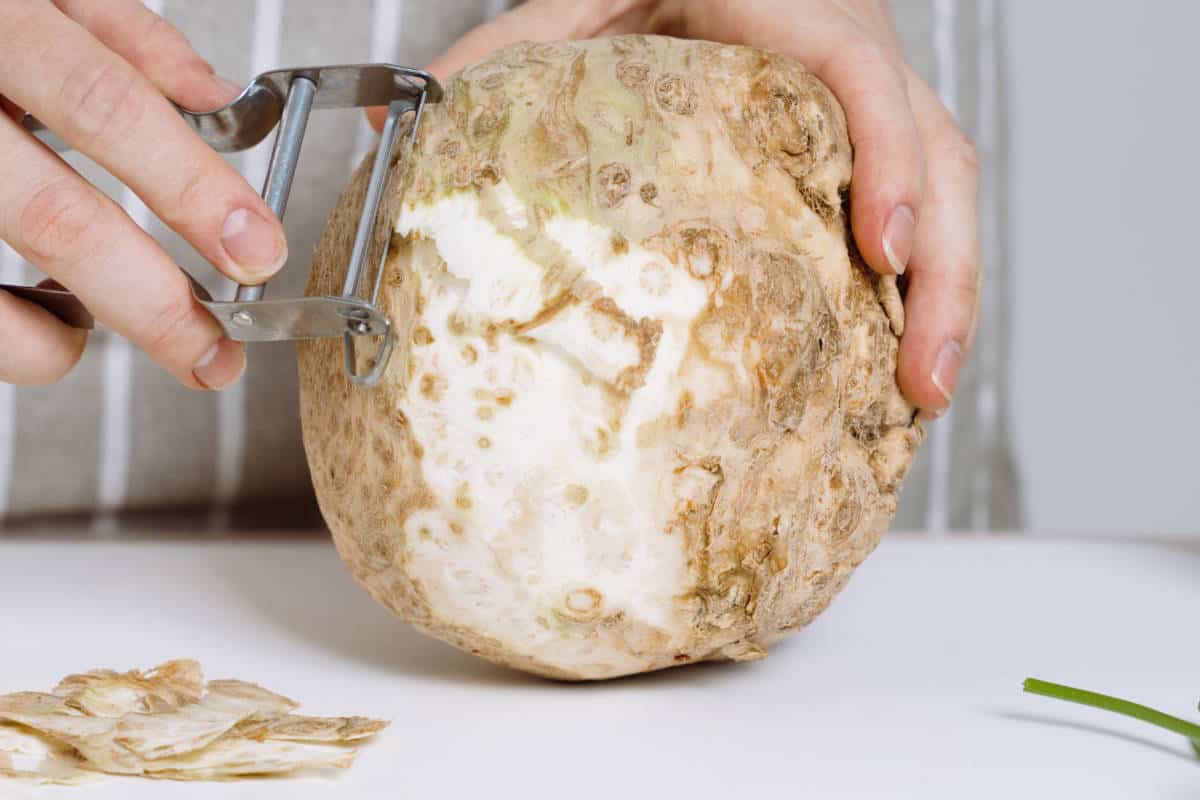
[0,531,1196,798]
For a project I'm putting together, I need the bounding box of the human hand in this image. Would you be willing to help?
[383,0,980,418]
[0,0,289,388]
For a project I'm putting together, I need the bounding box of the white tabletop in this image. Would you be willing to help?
[0,532,1196,799]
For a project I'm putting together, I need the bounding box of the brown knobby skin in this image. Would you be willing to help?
[299,35,924,681]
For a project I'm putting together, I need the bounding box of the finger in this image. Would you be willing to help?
[0,1,286,285]
[895,73,981,417]
[854,1,906,55]
[0,287,88,385]
[51,0,241,111]
[367,0,644,130]
[0,114,245,390]
[809,35,925,279]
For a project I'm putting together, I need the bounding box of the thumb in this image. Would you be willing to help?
[367,0,608,131]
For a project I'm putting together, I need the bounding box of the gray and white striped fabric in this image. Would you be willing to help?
[0,0,1019,533]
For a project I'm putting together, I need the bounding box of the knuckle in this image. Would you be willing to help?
[845,39,905,85]
[941,129,980,176]
[845,37,890,69]
[169,169,220,227]
[18,178,104,261]
[947,265,982,311]
[140,287,202,358]
[3,4,41,43]
[140,12,178,48]
[140,13,198,69]
[58,60,143,144]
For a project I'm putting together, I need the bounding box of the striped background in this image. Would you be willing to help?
[0,0,1018,534]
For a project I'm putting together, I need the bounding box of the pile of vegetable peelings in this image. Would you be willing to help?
[0,659,386,784]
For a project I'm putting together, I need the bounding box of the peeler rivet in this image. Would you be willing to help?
[350,320,370,335]
[231,310,255,327]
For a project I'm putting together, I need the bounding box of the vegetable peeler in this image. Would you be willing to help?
[9,63,442,388]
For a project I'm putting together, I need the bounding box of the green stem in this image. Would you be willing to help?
[1023,678,1200,752]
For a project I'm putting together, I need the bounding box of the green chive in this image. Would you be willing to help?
[1023,677,1200,758]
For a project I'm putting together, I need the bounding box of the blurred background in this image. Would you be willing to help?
[0,1,1196,538]
[891,0,1199,538]
[1003,2,1199,538]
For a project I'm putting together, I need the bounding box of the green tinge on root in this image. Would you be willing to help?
[1023,677,1200,757]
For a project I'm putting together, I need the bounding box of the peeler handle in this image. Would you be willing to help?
[23,64,441,155]
[235,75,317,304]
[11,64,441,389]
[21,75,321,307]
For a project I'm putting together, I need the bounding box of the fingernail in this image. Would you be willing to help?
[930,340,964,405]
[193,338,246,390]
[220,208,287,278]
[882,205,916,275]
[196,76,241,111]
[215,75,243,100]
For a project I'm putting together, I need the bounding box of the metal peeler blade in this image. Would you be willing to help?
[7,63,441,388]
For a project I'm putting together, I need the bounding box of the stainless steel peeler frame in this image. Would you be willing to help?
[10,63,442,388]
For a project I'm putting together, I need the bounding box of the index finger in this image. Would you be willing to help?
[0,0,287,284]
[51,0,241,111]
